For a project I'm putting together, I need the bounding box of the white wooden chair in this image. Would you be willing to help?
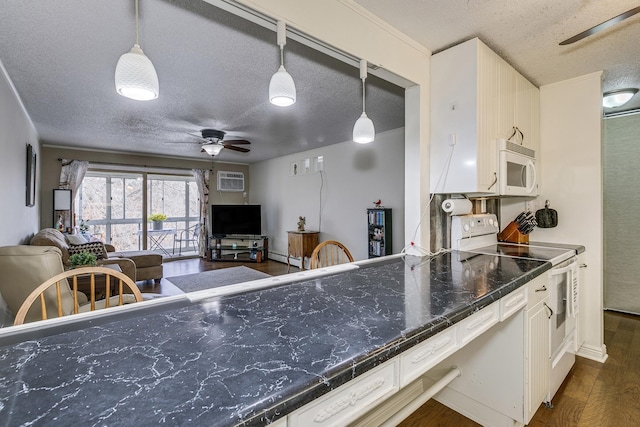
[14,266,143,325]
[310,240,354,269]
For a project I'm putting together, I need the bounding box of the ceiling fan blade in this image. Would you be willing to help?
[559,6,640,45]
[223,139,251,145]
[223,144,250,153]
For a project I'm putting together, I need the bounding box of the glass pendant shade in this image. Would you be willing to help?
[115,44,159,101]
[602,89,637,108]
[202,144,224,156]
[269,67,296,107]
[353,112,375,144]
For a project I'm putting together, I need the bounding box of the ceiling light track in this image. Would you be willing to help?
[203,0,413,88]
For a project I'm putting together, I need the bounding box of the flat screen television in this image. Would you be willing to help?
[211,204,261,237]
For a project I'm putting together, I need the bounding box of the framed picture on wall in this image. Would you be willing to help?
[26,144,36,207]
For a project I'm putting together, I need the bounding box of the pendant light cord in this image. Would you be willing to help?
[280,45,285,67]
[135,0,140,45]
[361,78,366,113]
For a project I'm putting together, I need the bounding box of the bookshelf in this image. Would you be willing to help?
[367,208,392,258]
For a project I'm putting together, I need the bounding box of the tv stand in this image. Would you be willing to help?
[209,235,268,263]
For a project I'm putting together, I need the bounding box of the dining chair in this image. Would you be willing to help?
[310,240,354,269]
[13,266,143,325]
[173,224,201,256]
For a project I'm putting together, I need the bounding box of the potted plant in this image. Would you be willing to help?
[68,251,97,268]
[148,213,168,230]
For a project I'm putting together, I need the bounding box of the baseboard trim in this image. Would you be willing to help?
[577,343,608,363]
[269,252,303,269]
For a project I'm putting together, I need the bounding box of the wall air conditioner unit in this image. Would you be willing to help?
[217,171,245,192]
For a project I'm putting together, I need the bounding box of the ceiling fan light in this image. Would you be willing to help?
[353,112,375,144]
[115,44,159,101]
[603,89,637,108]
[269,66,296,107]
[202,144,224,156]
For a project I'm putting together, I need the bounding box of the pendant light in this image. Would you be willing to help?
[353,59,375,144]
[115,0,159,101]
[269,21,296,107]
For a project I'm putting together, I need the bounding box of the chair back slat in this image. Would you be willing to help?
[72,277,79,314]
[39,293,47,320]
[55,282,63,318]
[14,266,143,325]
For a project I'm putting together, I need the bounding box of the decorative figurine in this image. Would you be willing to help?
[297,216,306,232]
[373,199,382,207]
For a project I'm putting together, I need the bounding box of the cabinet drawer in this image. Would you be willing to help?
[500,286,528,321]
[288,360,398,427]
[457,302,499,346]
[527,273,550,309]
[399,327,458,387]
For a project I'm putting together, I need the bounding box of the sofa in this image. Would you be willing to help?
[30,228,163,283]
[0,245,141,325]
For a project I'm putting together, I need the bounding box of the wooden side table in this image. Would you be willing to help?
[287,231,319,272]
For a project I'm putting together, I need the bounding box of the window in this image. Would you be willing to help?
[77,170,199,253]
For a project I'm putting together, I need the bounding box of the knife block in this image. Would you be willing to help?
[498,221,529,244]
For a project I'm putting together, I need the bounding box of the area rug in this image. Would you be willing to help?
[166,266,271,293]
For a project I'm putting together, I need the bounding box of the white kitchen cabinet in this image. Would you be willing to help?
[526,297,550,422]
[431,38,540,195]
[427,273,551,426]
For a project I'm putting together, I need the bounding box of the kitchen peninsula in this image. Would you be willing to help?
[0,252,551,426]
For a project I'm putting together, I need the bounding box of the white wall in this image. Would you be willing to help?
[0,61,40,245]
[250,128,405,263]
[533,72,606,362]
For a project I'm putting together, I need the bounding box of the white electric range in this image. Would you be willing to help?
[451,213,579,402]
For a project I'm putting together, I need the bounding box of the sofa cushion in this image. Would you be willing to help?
[66,234,88,245]
[30,228,70,264]
[109,251,162,268]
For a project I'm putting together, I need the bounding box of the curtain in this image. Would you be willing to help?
[192,169,210,258]
[58,159,89,231]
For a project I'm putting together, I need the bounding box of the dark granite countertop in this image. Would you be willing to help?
[0,252,550,426]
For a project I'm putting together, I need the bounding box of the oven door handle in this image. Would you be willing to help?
[549,259,578,276]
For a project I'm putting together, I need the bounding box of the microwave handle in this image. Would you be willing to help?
[525,160,537,194]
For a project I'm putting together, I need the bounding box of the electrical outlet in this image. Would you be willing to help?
[314,155,324,172]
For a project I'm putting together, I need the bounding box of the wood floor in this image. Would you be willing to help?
[146,259,639,426]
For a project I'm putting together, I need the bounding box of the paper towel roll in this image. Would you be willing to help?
[441,198,473,215]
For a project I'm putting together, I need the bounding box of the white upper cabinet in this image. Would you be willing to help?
[431,38,540,194]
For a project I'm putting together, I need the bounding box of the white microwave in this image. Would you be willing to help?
[497,139,537,196]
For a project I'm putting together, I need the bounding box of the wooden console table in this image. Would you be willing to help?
[287,231,319,272]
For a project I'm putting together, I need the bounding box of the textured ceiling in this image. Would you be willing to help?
[2,1,638,164]
[355,0,640,114]
[0,0,405,163]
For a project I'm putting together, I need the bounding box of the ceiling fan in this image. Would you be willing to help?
[559,6,640,45]
[192,129,251,156]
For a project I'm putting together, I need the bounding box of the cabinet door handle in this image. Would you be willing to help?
[544,302,553,319]
[487,172,497,191]
[579,263,587,268]
[535,285,547,292]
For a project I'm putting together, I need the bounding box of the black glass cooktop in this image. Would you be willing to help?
[466,243,574,265]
